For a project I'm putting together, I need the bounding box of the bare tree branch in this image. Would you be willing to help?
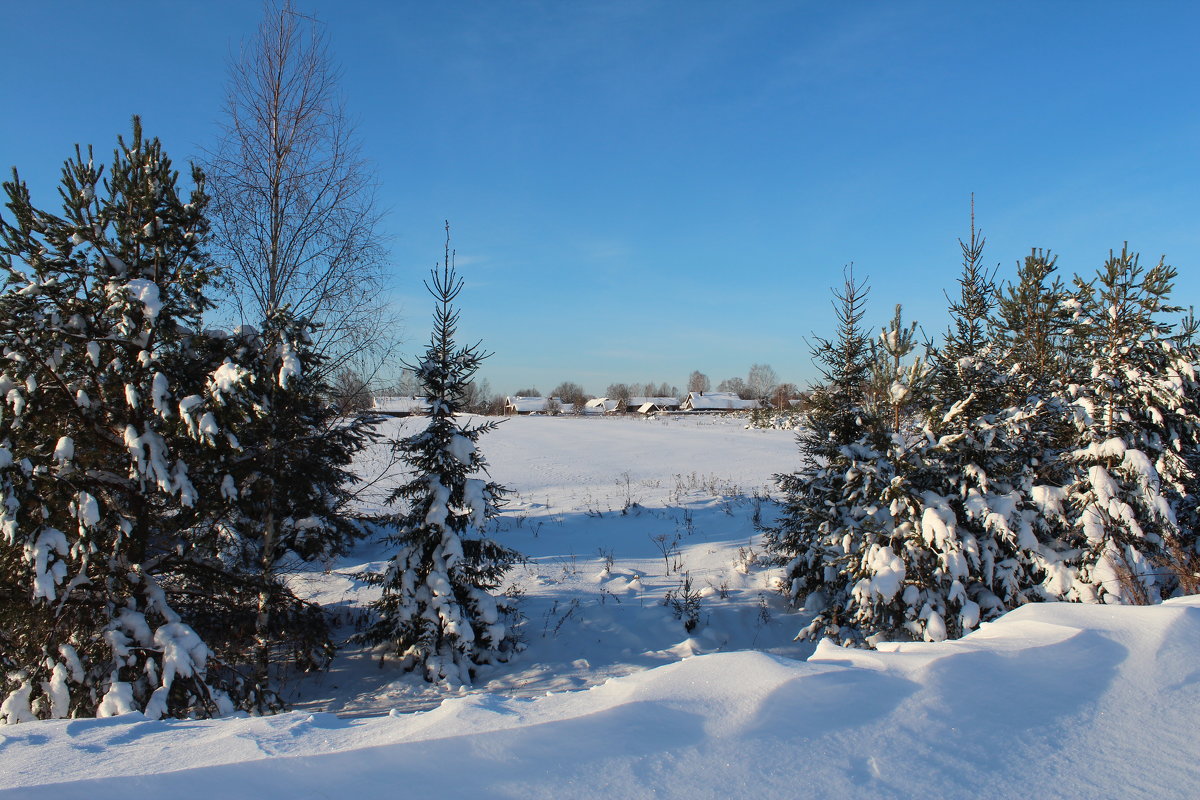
[204,0,399,383]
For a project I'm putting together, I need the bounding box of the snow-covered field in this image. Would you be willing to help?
[3,415,1198,798]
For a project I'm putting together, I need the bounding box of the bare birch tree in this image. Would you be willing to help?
[206,0,394,380]
[747,363,779,401]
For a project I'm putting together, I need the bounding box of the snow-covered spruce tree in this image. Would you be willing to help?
[925,205,1002,420]
[854,402,1057,644]
[1054,247,1200,603]
[1166,308,1200,594]
[0,120,257,721]
[896,218,1035,637]
[862,218,1058,644]
[773,221,1057,647]
[763,267,888,634]
[358,228,520,683]
[180,311,377,697]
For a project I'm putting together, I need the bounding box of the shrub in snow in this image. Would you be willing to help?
[665,572,703,633]
[357,228,521,684]
[0,120,262,721]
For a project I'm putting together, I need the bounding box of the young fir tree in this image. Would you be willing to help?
[1055,246,1200,603]
[764,268,886,632]
[1165,308,1200,594]
[188,311,377,698]
[358,227,520,683]
[927,201,1002,421]
[0,120,256,721]
[988,247,1083,592]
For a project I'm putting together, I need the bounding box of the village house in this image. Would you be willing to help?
[584,398,621,414]
[504,396,574,415]
[626,396,681,414]
[678,391,761,412]
[584,396,681,415]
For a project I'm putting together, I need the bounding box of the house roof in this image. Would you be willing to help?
[585,398,620,413]
[682,392,760,411]
[504,396,571,413]
[505,396,550,413]
[628,396,680,408]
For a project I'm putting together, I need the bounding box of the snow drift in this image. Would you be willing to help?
[2,596,1196,799]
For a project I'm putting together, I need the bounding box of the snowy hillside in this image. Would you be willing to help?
[2,415,1197,798]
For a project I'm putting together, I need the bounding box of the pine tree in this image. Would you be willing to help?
[995,248,1078,400]
[0,119,258,721]
[358,226,520,683]
[988,246,1083,595]
[1057,246,1200,603]
[868,304,926,435]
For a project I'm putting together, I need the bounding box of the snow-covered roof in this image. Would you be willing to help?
[681,392,760,411]
[628,396,680,408]
[505,396,571,413]
[585,398,621,413]
[372,396,430,415]
[505,396,549,413]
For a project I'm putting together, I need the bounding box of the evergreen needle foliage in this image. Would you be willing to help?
[767,209,1200,648]
[0,120,254,720]
[763,266,884,630]
[358,224,521,684]
[0,120,377,723]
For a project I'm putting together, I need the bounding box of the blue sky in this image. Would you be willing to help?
[2,1,1198,395]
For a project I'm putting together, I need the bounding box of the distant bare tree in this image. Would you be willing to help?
[606,383,631,404]
[747,363,779,402]
[481,394,507,416]
[329,367,373,414]
[205,0,394,380]
[628,381,674,398]
[461,377,496,414]
[513,387,541,397]
[550,381,588,411]
[687,370,711,394]
[396,368,421,396]
[717,376,748,398]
